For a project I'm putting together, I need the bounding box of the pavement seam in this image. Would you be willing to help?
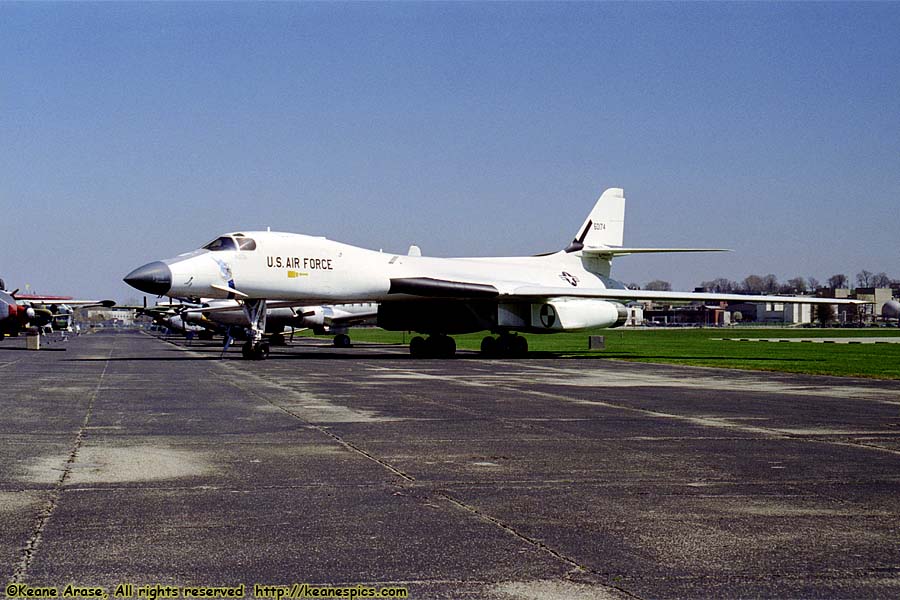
[177,343,641,598]
[11,343,113,582]
[433,490,644,599]
[0,358,25,369]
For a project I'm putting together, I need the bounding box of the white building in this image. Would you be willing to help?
[756,302,812,324]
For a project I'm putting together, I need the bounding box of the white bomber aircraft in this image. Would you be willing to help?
[124,188,860,359]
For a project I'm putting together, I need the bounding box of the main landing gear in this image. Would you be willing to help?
[409,334,456,358]
[241,299,269,360]
[333,333,352,348]
[480,333,528,358]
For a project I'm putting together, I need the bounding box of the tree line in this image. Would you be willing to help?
[631,271,897,293]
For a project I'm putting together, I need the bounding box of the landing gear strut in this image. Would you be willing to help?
[241,299,269,360]
[409,334,456,358]
[480,333,528,358]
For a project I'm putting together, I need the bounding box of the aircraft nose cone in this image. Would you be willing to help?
[124,261,172,295]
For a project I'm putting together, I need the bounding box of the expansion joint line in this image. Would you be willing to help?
[285,406,416,483]
[217,368,416,483]
[12,345,114,582]
[434,491,643,599]
[223,362,638,597]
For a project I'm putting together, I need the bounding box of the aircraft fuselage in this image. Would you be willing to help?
[135,232,622,303]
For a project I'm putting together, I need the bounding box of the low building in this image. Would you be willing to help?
[79,307,137,326]
[854,288,894,322]
[818,287,893,324]
[756,301,813,325]
[643,304,730,326]
[624,304,644,327]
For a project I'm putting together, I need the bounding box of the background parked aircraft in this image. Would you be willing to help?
[181,300,377,347]
[0,277,115,338]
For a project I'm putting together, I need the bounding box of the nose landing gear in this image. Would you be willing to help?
[240,299,269,360]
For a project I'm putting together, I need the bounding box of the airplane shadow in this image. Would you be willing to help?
[0,346,68,352]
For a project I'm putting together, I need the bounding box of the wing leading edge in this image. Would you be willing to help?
[509,286,866,305]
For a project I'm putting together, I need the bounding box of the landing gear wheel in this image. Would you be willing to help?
[436,335,456,358]
[511,334,528,357]
[495,335,511,356]
[270,333,286,346]
[483,334,528,358]
[410,335,456,358]
[254,342,270,360]
[409,336,426,358]
[241,340,270,360]
[333,333,351,348]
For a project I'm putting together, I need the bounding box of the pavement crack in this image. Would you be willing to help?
[434,489,643,599]
[209,360,417,483]
[11,344,113,582]
[0,358,25,370]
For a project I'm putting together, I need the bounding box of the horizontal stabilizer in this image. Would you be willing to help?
[582,247,730,258]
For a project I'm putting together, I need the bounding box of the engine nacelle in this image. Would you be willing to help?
[529,298,627,332]
[298,306,326,328]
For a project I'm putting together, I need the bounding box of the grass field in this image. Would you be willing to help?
[318,327,900,380]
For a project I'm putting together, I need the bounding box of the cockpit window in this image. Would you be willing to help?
[237,237,256,251]
[203,236,238,252]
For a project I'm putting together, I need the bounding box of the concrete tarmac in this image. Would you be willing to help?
[2,330,900,599]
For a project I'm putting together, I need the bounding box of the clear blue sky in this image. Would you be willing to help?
[2,2,898,302]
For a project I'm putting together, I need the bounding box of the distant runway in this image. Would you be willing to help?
[2,331,899,599]
[718,336,900,344]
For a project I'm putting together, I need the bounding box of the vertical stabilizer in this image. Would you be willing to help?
[565,188,625,252]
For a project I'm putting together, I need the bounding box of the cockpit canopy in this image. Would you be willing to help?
[202,234,257,252]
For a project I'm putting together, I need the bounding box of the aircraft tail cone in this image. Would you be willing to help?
[124,261,172,296]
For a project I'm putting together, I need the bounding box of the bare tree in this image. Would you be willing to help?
[807,276,820,291]
[785,277,807,293]
[742,275,766,293]
[762,274,779,293]
[700,278,738,293]
[872,272,892,288]
[827,274,848,289]
[644,280,672,291]
[856,270,873,288]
